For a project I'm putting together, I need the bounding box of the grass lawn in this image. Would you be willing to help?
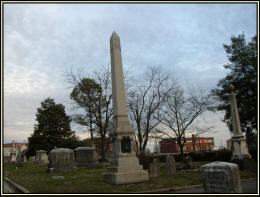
[3,162,257,194]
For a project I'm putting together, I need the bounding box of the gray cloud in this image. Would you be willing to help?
[3,3,256,147]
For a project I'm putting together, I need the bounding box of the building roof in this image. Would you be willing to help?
[3,142,28,148]
[160,136,214,141]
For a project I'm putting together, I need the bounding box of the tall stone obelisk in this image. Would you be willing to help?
[229,85,254,169]
[102,32,148,184]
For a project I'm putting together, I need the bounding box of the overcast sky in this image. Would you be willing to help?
[3,3,257,150]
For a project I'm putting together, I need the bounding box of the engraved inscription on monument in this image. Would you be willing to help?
[200,161,242,193]
[203,171,228,192]
[121,137,131,153]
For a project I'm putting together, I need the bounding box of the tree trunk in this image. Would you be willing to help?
[100,134,105,161]
[90,123,93,141]
[179,143,184,161]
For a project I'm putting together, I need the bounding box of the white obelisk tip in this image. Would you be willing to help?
[111,31,119,39]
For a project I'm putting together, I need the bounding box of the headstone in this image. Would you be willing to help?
[102,32,148,184]
[9,141,17,164]
[22,155,28,162]
[229,85,255,170]
[183,156,193,169]
[34,152,39,163]
[28,156,34,162]
[9,151,16,164]
[166,155,176,175]
[36,150,49,166]
[200,161,242,193]
[74,147,101,168]
[16,146,23,167]
[47,148,75,173]
[149,158,160,177]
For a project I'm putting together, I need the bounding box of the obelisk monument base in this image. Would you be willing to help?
[230,135,255,170]
[102,120,148,184]
[231,135,251,160]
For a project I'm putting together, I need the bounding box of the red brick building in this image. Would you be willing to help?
[160,135,214,153]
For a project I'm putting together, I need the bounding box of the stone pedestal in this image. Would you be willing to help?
[230,135,255,170]
[102,122,149,184]
[231,135,251,160]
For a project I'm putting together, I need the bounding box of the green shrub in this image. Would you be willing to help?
[189,149,232,162]
[212,149,232,161]
[249,148,257,162]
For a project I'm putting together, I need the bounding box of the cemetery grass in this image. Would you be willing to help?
[4,162,257,194]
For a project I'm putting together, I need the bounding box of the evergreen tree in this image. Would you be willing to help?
[70,78,102,141]
[27,98,74,156]
[212,34,257,148]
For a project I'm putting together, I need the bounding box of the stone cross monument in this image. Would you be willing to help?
[102,32,148,184]
[229,85,251,160]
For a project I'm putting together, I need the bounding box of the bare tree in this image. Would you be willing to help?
[156,84,215,160]
[127,66,171,157]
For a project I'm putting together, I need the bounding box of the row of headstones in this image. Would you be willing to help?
[47,147,101,173]
[11,147,101,173]
[149,155,193,177]
[149,155,242,193]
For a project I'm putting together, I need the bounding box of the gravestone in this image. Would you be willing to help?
[34,152,39,163]
[183,156,193,169]
[149,158,160,177]
[166,155,176,175]
[22,155,28,162]
[36,150,49,166]
[9,151,16,164]
[16,146,23,167]
[29,156,35,162]
[74,147,101,168]
[47,148,75,173]
[102,32,148,184]
[200,161,242,193]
